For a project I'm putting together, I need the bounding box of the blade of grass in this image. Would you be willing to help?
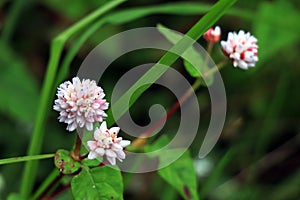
[20,0,126,198]
[0,154,54,165]
[106,0,238,126]
[30,169,60,200]
[198,148,234,198]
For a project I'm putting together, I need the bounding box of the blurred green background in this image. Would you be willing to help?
[0,0,299,199]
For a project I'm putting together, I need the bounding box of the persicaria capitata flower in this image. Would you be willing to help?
[53,77,109,132]
[203,26,221,43]
[87,122,131,165]
[221,30,258,70]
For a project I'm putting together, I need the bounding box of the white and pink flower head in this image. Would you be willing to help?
[87,121,131,165]
[53,77,109,131]
[221,30,258,70]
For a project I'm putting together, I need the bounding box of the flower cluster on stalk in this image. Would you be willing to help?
[53,77,108,131]
[54,77,131,165]
[204,26,259,70]
[87,122,131,165]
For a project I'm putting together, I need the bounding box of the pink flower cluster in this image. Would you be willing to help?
[204,26,259,69]
[87,122,131,165]
[54,77,131,165]
[53,77,109,131]
[221,30,258,70]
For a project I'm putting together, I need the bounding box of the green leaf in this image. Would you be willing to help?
[253,1,300,65]
[54,149,81,174]
[158,151,199,200]
[81,158,102,168]
[157,24,203,78]
[145,135,170,153]
[71,166,123,200]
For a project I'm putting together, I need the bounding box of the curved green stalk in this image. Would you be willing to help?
[20,0,126,198]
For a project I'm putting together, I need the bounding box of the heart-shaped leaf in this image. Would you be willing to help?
[71,166,123,200]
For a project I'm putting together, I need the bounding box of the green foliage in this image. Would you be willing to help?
[157,24,203,78]
[71,166,123,200]
[7,193,24,200]
[146,136,199,200]
[198,148,234,199]
[81,158,102,168]
[253,1,300,64]
[145,135,170,153]
[158,151,199,200]
[54,149,81,174]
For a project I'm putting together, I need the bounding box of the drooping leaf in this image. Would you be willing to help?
[71,166,123,200]
[158,151,199,200]
[145,135,198,199]
[157,24,204,78]
[144,135,170,154]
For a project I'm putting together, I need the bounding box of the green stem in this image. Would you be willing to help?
[0,154,54,165]
[20,1,126,198]
[20,39,64,198]
[30,169,61,200]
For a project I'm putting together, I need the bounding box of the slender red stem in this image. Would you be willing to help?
[132,59,228,146]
